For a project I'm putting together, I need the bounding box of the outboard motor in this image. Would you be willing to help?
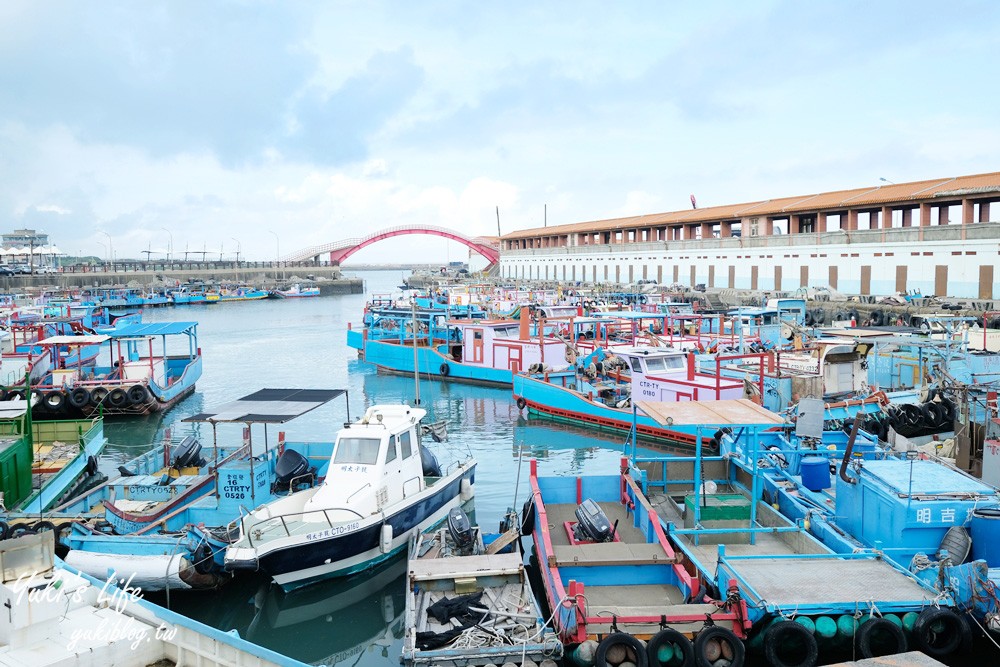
[171,436,203,469]
[573,498,614,543]
[419,444,442,477]
[271,449,314,493]
[447,507,475,555]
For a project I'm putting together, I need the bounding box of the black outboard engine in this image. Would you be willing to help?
[420,444,442,477]
[271,449,314,493]
[447,506,475,555]
[171,436,203,469]
[573,498,614,543]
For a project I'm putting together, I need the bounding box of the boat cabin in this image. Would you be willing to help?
[444,320,566,372]
[304,405,430,518]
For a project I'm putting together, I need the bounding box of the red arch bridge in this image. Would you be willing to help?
[282,225,500,268]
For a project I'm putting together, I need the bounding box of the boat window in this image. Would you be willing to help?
[663,355,685,370]
[474,330,483,340]
[333,437,381,465]
[630,358,642,372]
[399,431,412,458]
[385,438,398,464]
[646,357,665,371]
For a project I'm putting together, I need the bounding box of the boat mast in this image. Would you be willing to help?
[412,299,421,405]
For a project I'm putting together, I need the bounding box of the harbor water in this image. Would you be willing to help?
[107,270,636,666]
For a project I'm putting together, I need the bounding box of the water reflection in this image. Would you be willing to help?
[246,558,407,666]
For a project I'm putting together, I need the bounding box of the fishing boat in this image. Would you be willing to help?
[33,389,348,591]
[26,321,202,418]
[513,346,749,446]
[0,398,106,515]
[272,283,320,298]
[225,404,477,590]
[401,507,562,666]
[526,457,752,666]
[0,532,310,667]
[629,399,971,664]
[208,286,270,302]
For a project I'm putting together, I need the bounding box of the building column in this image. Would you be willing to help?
[979,201,992,223]
[700,222,712,239]
[963,198,975,224]
[789,215,801,235]
[845,209,859,231]
[719,221,732,238]
[880,206,892,229]
[816,212,828,233]
[901,208,913,227]
[919,202,932,226]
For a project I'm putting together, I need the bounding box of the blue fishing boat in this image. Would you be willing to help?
[272,284,320,298]
[48,388,349,591]
[26,321,202,418]
[629,399,971,664]
[225,404,477,590]
[526,456,752,666]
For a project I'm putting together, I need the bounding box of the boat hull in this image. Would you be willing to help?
[229,463,477,590]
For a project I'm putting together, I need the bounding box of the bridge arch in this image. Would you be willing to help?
[283,224,500,267]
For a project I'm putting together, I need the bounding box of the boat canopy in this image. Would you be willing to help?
[109,322,198,337]
[35,334,110,346]
[636,398,785,427]
[183,388,348,424]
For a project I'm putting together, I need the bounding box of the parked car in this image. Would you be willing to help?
[0,265,14,276]
[35,266,59,274]
[13,265,31,274]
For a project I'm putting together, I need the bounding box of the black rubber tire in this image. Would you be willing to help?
[516,397,527,410]
[439,363,450,377]
[989,316,1000,330]
[855,618,907,658]
[911,607,968,659]
[847,309,860,324]
[68,387,90,409]
[89,386,109,406]
[596,632,648,667]
[693,626,744,667]
[811,309,825,325]
[43,390,66,411]
[763,621,819,667]
[921,402,944,428]
[86,455,99,476]
[55,542,70,559]
[107,387,129,408]
[32,520,56,534]
[938,397,956,423]
[520,497,536,536]
[127,384,149,405]
[54,522,75,540]
[647,628,694,667]
[804,311,814,326]
[870,310,885,326]
[0,520,9,540]
[192,543,214,575]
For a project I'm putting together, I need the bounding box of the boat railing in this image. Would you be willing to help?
[242,506,367,547]
[346,483,371,504]
[402,475,421,497]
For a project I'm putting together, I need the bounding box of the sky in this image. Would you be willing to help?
[1,1,998,264]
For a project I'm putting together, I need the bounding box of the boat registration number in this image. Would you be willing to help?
[305,522,360,541]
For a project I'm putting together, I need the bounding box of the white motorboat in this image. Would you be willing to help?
[224,404,476,589]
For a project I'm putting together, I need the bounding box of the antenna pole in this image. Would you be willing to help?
[412,299,421,405]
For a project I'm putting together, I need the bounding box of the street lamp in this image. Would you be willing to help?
[160,227,173,262]
[879,177,895,185]
[231,237,241,263]
[100,231,113,271]
[268,230,281,279]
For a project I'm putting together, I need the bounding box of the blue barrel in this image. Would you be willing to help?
[801,456,830,491]
[970,507,1000,567]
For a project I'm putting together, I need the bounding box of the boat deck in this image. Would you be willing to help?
[731,557,932,607]
[542,499,719,630]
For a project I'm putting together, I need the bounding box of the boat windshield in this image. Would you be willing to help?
[333,437,381,465]
[645,355,685,371]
